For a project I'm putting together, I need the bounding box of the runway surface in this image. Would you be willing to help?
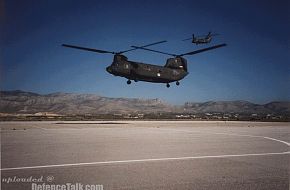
[1,121,289,190]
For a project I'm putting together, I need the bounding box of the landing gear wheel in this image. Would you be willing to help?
[127,80,131,85]
[166,83,170,88]
[176,81,180,86]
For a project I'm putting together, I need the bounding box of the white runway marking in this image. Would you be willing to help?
[263,136,290,146]
[206,132,290,146]
[1,151,289,171]
[207,132,290,146]
[156,128,290,147]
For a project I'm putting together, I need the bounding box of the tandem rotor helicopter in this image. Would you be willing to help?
[182,32,219,45]
[62,39,226,88]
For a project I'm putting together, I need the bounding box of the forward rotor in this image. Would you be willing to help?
[131,43,227,57]
[62,40,167,55]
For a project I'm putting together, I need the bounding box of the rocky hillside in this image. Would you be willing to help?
[184,101,290,114]
[1,90,289,115]
[0,90,174,114]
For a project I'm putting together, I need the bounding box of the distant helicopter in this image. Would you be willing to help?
[62,41,226,88]
[182,32,219,45]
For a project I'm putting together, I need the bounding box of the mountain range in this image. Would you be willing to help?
[0,90,289,115]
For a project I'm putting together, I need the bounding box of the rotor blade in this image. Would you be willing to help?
[119,40,167,54]
[141,40,167,47]
[131,46,176,56]
[62,44,116,54]
[179,43,227,56]
[182,37,192,41]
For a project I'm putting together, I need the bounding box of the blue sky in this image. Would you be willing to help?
[1,0,289,104]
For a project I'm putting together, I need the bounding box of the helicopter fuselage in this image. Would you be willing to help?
[62,42,226,87]
[193,37,212,44]
[106,55,188,84]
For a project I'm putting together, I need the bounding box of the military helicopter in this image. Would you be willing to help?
[182,32,219,45]
[62,41,226,88]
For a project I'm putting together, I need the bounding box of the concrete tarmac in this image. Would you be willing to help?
[1,121,289,190]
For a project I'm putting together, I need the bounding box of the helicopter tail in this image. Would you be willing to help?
[207,32,212,38]
[192,34,195,43]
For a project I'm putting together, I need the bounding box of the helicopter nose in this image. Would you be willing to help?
[106,66,112,74]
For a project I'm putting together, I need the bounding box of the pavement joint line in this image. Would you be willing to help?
[1,151,289,171]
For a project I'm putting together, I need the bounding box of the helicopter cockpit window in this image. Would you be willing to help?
[165,58,180,69]
[164,58,188,71]
[181,58,188,71]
